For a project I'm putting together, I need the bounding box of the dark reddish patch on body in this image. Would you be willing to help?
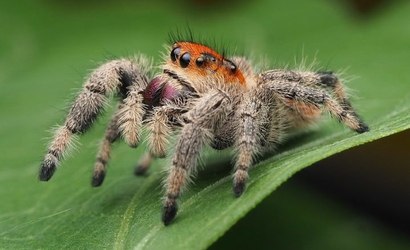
[143,76,179,107]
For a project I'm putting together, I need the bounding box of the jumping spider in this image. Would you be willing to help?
[39,40,369,225]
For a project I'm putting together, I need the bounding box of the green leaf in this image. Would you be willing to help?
[1,0,409,249]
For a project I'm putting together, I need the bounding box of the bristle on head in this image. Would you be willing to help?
[168,28,233,59]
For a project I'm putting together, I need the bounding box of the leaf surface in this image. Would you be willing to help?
[0,0,409,249]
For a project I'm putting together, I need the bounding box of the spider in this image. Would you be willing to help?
[39,39,369,225]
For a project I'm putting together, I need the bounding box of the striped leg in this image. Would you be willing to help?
[91,105,122,187]
[39,58,150,181]
[162,90,230,225]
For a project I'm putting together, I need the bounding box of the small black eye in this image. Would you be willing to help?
[196,57,205,67]
[180,52,191,68]
[225,59,237,73]
[203,53,216,62]
[170,47,181,62]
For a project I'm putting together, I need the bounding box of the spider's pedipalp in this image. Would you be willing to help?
[116,84,146,148]
[147,106,173,158]
[146,102,188,158]
[39,58,150,182]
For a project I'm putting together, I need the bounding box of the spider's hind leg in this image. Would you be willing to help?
[39,58,150,182]
[317,71,369,132]
[259,70,369,133]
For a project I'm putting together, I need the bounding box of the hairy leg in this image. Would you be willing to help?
[91,104,122,187]
[259,70,369,132]
[117,83,148,148]
[259,70,344,95]
[317,71,369,130]
[39,58,150,181]
[162,90,230,225]
[262,79,369,133]
[233,90,275,197]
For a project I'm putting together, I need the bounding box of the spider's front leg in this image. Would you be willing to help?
[162,90,231,225]
[232,90,283,196]
[39,58,150,181]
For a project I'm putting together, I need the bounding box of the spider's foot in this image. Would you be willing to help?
[233,181,246,197]
[39,159,56,181]
[233,170,248,197]
[134,165,148,176]
[91,170,106,187]
[134,153,152,176]
[356,121,370,134]
[162,199,178,226]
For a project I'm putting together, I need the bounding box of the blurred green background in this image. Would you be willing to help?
[1,0,409,249]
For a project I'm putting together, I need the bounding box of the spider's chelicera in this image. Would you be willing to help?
[39,40,369,225]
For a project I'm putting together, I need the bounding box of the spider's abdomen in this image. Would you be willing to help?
[143,76,179,107]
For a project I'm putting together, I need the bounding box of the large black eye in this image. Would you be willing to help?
[170,47,181,62]
[196,56,205,67]
[180,52,191,68]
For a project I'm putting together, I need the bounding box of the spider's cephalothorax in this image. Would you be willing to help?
[39,40,369,225]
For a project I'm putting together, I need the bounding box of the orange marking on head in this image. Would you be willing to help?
[169,41,246,85]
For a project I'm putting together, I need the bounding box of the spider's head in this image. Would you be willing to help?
[144,41,247,108]
[164,41,246,88]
